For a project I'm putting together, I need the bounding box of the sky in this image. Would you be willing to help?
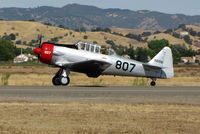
[0,0,200,16]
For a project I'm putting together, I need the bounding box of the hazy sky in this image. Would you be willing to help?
[0,0,199,15]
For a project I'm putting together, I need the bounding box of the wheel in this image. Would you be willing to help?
[52,76,61,86]
[60,76,70,86]
[150,81,156,86]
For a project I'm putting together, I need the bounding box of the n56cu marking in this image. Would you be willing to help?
[115,60,136,72]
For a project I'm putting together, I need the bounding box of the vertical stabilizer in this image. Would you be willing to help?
[148,47,174,78]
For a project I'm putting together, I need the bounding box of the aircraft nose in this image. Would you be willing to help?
[33,48,42,55]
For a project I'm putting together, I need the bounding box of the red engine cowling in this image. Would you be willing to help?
[33,43,54,64]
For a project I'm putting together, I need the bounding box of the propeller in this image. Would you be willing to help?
[33,35,43,62]
[38,35,43,48]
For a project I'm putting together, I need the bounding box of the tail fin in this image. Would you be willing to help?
[147,47,174,78]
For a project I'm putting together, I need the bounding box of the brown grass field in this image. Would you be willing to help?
[0,103,200,134]
[1,73,199,86]
[0,66,200,86]
[0,66,200,134]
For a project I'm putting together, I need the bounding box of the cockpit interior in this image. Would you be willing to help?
[76,41,115,55]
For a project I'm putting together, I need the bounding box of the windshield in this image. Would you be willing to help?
[76,41,116,55]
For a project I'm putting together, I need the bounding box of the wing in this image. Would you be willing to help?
[64,60,111,78]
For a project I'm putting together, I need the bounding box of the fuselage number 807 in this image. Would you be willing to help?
[115,60,136,72]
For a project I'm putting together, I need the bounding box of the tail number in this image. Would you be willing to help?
[116,60,136,72]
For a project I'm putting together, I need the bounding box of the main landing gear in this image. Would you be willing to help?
[52,69,70,86]
[150,78,156,86]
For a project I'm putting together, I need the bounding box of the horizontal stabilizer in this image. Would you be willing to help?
[142,63,162,69]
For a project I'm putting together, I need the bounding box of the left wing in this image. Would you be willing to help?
[64,60,111,78]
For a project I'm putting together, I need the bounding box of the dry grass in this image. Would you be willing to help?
[0,102,199,134]
[2,21,200,50]
[186,25,200,32]
[110,27,154,35]
[148,33,188,45]
[0,21,68,43]
[0,66,57,74]
[0,73,198,86]
[148,33,199,50]
[0,66,200,86]
[59,31,146,48]
[1,66,200,76]
[0,21,146,48]
[174,66,200,77]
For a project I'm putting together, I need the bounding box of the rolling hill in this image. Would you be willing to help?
[1,20,200,51]
[0,21,146,48]
[1,4,200,30]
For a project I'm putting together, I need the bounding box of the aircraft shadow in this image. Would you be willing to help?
[73,85,106,87]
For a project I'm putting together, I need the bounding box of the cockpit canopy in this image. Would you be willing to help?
[75,41,116,55]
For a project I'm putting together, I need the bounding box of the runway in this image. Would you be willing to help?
[0,86,199,105]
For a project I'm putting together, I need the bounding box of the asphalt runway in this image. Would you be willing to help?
[0,86,199,105]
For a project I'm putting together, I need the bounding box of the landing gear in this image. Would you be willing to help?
[60,76,70,86]
[150,78,156,86]
[52,76,61,86]
[52,69,70,86]
[150,81,156,86]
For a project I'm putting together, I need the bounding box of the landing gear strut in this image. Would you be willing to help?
[150,78,156,86]
[52,69,70,86]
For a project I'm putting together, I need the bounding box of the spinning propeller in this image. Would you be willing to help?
[34,35,43,61]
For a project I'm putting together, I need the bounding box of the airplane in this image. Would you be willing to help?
[33,41,174,86]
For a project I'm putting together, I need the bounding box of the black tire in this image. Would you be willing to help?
[60,77,70,86]
[52,76,61,86]
[150,81,156,86]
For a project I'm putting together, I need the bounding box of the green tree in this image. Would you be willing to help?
[126,47,135,59]
[142,32,151,36]
[178,24,186,30]
[148,39,170,54]
[125,33,143,42]
[147,49,155,58]
[9,33,16,40]
[0,39,16,61]
[136,48,148,62]
[106,40,115,46]
[183,35,193,45]
[2,33,16,40]
[83,35,88,39]
[116,49,126,56]
[170,44,195,63]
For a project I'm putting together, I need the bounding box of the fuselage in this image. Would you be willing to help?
[34,42,172,80]
[52,46,149,77]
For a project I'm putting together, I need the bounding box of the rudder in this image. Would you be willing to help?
[148,47,174,78]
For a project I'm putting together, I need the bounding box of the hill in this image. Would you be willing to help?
[1,4,200,30]
[111,25,200,50]
[1,20,200,51]
[111,27,154,35]
[0,21,146,48]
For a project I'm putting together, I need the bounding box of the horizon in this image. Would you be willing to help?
[0,0,200,16]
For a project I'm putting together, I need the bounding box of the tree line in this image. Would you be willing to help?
[0,36,198,64]
[0,38,33,61]
[108,39,197,63]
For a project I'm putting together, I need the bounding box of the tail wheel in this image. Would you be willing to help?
[60,77,70,86]
[150,81,156,86]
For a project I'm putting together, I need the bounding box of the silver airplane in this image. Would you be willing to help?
[33,41,174,86]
